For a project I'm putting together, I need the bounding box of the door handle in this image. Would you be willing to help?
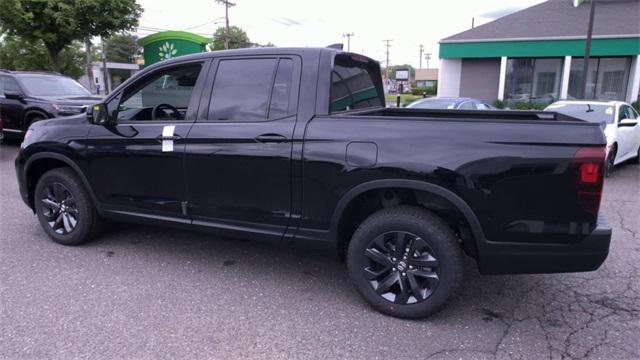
[155,134,182,143]
[255,134,287,143]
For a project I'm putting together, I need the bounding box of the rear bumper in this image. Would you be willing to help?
[477,215,612,274]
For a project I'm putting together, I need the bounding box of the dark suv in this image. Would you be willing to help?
[0,69,101,139]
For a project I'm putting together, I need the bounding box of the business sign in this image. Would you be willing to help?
[395,69,410,81]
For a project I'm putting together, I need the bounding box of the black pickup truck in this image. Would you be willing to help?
[15,47,611,318]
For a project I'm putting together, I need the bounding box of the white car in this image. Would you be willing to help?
[545,100,640,175]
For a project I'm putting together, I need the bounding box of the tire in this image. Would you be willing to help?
[346,205,463,319]
[34,168,101,245]
[605,147,616,177]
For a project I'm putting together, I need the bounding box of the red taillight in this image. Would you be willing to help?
[572,147,606,215]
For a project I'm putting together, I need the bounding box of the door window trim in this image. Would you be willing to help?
[198,55,302,124]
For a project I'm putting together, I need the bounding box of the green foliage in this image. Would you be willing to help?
[0,36,85,79]
[510,102,547,110]
[492,100,506,109]
[0,0,142,71]
[410,87,436,96]
[104,33,139,63]
[210,26,251,50]
[632,100,640,113]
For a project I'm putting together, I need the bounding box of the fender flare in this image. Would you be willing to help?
[329,179,487,244]
[24,152,101,212]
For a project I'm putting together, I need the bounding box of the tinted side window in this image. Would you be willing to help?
[331,56,383,112]
[118,64,202,121]
[209,58,277,121]
[268,59,294,119]
[4,77,21,93]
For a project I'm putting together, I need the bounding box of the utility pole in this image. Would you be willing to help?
[471,17,475,28]
[216,0,236,50]
[84,37,95,93]
[383,39,392,79]
[101,37,109,95]
[343,33,354,52]
[424,53,432,69]
[580,0,596,100]
[419,44,424,69]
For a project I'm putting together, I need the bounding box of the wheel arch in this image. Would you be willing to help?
[23,108,50,130]
[330,179,486,258]
[24,152,99,212]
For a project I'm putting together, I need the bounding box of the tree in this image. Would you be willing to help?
[0,36,85,79]
[210,26,251,50]
[104,34,139,63]
[0,0,142,72]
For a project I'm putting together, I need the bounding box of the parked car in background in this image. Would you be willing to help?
[545,101,640,175]
[0,70,102,139]
[406,97,494,110]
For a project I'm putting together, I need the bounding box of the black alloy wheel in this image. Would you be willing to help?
[40,182,79,235]
[364,231,440,305]
[347,206,463,319]
[605,149,616,177]
[34,168,101,245]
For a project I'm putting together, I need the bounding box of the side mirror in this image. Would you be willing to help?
[4,91,24,101]
[87,103,109,125]
[619,119,638,127]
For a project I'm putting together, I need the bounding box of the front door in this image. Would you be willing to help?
[0,75,26,133]
[85,61,209,220]
[185,56,300,242]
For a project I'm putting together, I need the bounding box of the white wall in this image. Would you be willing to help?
[437,59,462,97]
[627,55,640,103]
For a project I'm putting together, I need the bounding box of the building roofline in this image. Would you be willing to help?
[440,34,640,44]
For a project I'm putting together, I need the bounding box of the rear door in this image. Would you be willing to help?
[0,75,26,133]
[86,60,209,219]
[185,56,301,242]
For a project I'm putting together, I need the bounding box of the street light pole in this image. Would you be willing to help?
[419,44,424,69]
[580,0,596,99]
[343,33,354,52]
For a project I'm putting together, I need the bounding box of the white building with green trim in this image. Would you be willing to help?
[437,0,640,106]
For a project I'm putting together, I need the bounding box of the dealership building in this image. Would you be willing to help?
[437,0,640,106]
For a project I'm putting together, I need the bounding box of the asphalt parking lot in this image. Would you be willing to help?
[1,141,639,360]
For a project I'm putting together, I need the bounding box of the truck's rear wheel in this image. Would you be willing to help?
[34,168,101,245]
[347,206,463,319]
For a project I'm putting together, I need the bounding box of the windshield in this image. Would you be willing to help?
[407,99,457,109]
[545,103,615,124]
[18,75,90,97]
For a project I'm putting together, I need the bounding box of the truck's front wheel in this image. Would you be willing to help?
[347,206,463,319]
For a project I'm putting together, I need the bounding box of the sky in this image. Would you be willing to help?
[136,0,547,68]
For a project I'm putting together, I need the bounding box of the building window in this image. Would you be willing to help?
[568,57,630,101]
[416,80,437,88]
[504,58,563,106]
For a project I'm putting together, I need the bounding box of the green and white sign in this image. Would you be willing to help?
[138,31,209,66]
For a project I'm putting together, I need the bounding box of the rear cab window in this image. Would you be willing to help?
[330,54,384,113]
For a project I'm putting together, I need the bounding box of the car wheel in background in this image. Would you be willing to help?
[605,147,616,177]
[34,168,101,245]
[346,205,463,319]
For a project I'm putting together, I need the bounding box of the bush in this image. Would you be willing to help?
[632,100,640,113]
[492,100,505,109]
[410,86,436,96]
[510,102,547,110]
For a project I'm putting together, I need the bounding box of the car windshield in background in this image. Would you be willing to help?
[407,99,457,109]
[19,75,90,97]
[545,103,615,124]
